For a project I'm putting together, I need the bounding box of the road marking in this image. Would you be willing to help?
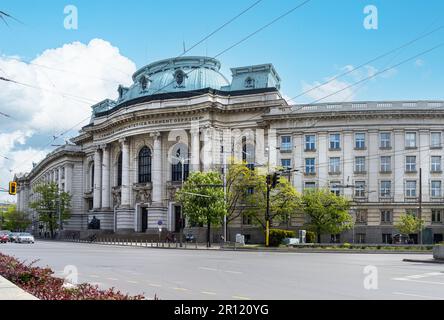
[172,287,189,292]
[89,274,100,278]
[232,295,250,300]
[225,270,243,274]
[392,292,444,300]
[201,291,216,295]
[392,272,444,283]
[148,283,162,287]
[107,278,118,281]
[127,280,138,284]
[199,267,218,272]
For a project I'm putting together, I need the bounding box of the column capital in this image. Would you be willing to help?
[150,131,161,140]
[119,137,129,145]
[100,143,110,150]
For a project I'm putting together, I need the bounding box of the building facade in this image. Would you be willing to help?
[15,56,444,244]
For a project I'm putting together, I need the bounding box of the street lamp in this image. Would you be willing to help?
[171,154,190,248]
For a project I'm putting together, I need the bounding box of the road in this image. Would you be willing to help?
[0,241,443,300]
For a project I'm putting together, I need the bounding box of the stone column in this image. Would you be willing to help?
[101,145,111,209]
[267,128,277,169]
[394,130,404,202]
[58,167,62,191]
[151,132,162,203]
[190,124,200,172]
[343,132,354,198]
[293,133,303,191]
[202,127,214,171]
[93,149,102,209]
[120,138,130,207]
[255,128,265,167]
[64,164,73,193]
[368,130,379,202]
[419,129,430,201]
[318,132,328,188]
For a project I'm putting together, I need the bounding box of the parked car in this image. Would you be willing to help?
[0,234,9,243]
[185,233,195,242]
[8,232,20,243]
[16,233,35,244]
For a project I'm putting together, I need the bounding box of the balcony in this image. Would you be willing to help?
[379,196,394,203]
[353,196,368,203]
[379,170,392,174]
[354,170,367,175]
[404,196,419,203]
[430,196,444,203]
[304,148,316,153]
[328,171,341,176]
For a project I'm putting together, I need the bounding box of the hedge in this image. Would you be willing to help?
[269,229,295,247]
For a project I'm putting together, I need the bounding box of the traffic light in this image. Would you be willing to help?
[266,174,271,186]
[271,173,280,188]
[9,181,17,195]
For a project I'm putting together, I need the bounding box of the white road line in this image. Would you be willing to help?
[393,278,444,285]
[172,287,189,292]
[232,295,251,300]
[89,275,100,278]
[201,291,217,295]
[225,270,243,274]
[107,278,118,281]
[148,283,162,287]
[393,292,444,300]
[127,280,139,284]
[199,267,218,272]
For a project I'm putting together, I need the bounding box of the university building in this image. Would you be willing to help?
[14,56,444,244]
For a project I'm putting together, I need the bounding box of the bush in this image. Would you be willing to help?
[341,242,352,249]
[305,231,316,243]
[0,253,145,300]
[269,229,295,247]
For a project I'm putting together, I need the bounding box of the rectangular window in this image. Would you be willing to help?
[432,209,443,223]
[355,157,366,173]
[431,156,442,172]
[380,132,391,149]
[431,132,442,148]
[405,180,417,197]
[405,132,417,148]
[380,181,392,197]
[380,156,391,173]
[406,208,418,217]
[356,210,367,224]
[382,233,392,244]
[329,157,341,174]
[355,181,366,197]
[329,133,341,150]
[305,158,315,174]
[381,210,392,224]
[355,133,366,149]
[305,135,316,151]
[304,181,316,190]
[281,159,291,170]
[330,182,341,196]
[405,156,417,172]
[281,136,292,152]
[242,214,252,225]
[431,180,442,198]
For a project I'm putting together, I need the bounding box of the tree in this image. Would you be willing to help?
[3,205,31,231]
[395,214,425,240]
[225,160,263,238]
[175,171,226,247]
[29,183,71,238]
[300,188,353,243]
[243,174,301,235]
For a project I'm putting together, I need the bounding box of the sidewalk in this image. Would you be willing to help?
[0,276,38,300]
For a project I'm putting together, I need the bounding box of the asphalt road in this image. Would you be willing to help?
[0,241,443,300]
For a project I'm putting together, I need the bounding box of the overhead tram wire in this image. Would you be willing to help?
[285,24,444,104]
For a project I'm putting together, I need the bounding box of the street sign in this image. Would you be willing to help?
[157,220,163,226]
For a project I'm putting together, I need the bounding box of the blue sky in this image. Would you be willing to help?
[0,0,444,199]
[2,0,443,102]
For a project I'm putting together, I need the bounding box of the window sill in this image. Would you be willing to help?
[329,148,341,152]
[405,170,417,174]
[431,170,442,174]
[354,147,367,151]
[304,172,316,176]
[379,171,392,174]
[354,171,367,175]
[430,146,442,150]
[304,149,316,152]
[329,171,342,175]
[405,146,418,150]
[280,149,292,153]
[380,147,392,150]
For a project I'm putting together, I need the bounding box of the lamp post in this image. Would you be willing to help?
[172,155,190,248]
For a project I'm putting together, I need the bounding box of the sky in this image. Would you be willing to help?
[0,0,443,201]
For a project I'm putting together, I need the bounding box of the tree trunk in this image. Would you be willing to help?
[317,228,321,244]
[207,221,211,248]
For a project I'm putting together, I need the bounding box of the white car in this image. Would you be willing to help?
[17,233,35,244]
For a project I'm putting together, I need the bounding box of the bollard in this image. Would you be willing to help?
[145,240,148,247]
[176,242,178,248]
[195,241,198,249]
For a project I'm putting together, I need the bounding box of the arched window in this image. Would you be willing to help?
[117,152,122,186]
[138,147,152,183]
[171,146,189,182]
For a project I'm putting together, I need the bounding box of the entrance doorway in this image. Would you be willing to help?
[174,206,182,233]
[434,233,443,244]
[141,207,148,232]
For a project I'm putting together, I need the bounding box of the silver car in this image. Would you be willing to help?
[17,233,35,244]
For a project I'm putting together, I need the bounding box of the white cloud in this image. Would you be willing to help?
[415,59,425,67]
[301,77,356,103]
[0,39,137,202]
[0,38,136,132]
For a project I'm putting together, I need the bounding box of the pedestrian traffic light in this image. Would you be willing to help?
[271,173,280,188]
[8,181,17,195]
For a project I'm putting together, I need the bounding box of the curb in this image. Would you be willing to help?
[403,258,444,264]
[0,276,38,300]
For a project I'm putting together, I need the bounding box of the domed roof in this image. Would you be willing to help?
[118,56,230,102]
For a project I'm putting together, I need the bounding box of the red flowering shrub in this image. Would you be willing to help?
[0,253,145,300]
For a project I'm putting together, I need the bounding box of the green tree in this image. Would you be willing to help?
[175,171,226,247]
[395,214,425,239]
[244,175,301,235]
[29,182,71,238]
[300,188,353,243]
[3,205,31,231]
